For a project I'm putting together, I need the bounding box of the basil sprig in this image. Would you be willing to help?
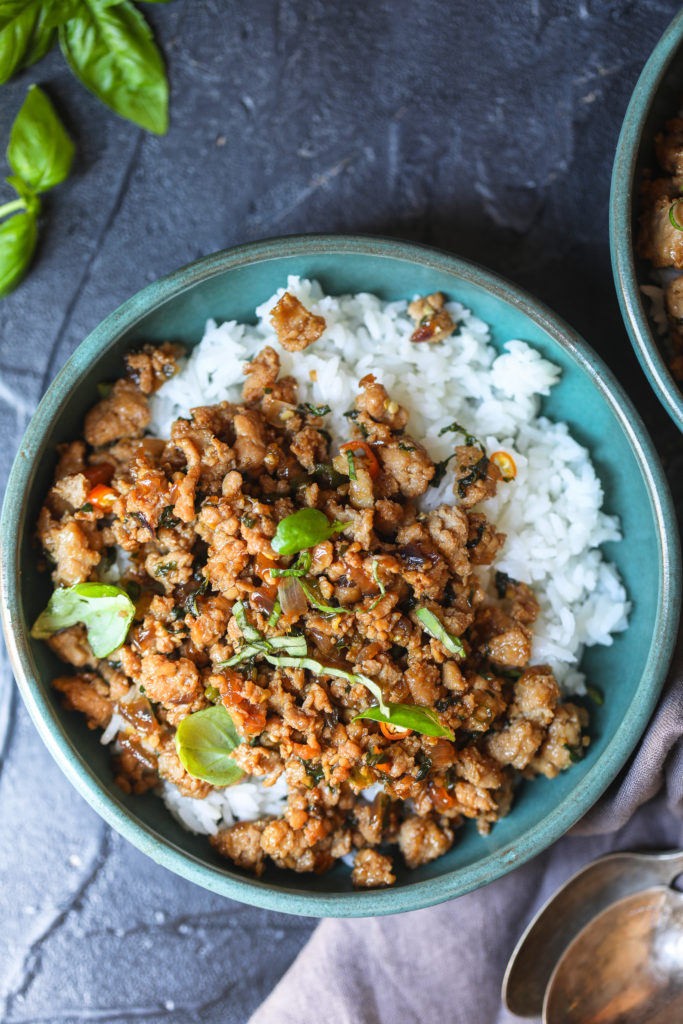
[271,508,349,557]
[175,705,246,786]
[0,84,73,296]
[354,703,455,740]
[0,0,172,133]
[415,605,465,658]
[31,581,135,657]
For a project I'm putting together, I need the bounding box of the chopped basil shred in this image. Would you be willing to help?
[297,402,331,417]
[253,653,389,716]
[223,600,307,666]
[438,420,481,448]
[269,551,312,578]
[353,703,454,740]
[271,508,349,556]
[368,558,387,610]
[175,706,245,785]
[31,582,135,658]
[415,606,465,657]
[299,579,352,616]
[346,450,357,480]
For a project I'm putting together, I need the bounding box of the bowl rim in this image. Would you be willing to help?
[1,233,680,917]
[610,6,683,432]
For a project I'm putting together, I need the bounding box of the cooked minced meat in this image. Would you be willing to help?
[34,307,589,884]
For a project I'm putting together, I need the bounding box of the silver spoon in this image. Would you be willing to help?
[543,885,683,1023]
[502,849,683,1017]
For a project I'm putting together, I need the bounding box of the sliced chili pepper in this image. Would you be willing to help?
[339,440,379,479]
[379,721,413,739]
[86,484,117,509]
[83,463,114,487]
[489,450,517,481]
[430,784,456,811]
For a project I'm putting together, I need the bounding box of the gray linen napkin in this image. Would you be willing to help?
[248,637,683,1024]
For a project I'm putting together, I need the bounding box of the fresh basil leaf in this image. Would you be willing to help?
[175,705,245,786]
[415,605,465,657]
[0,208,36,297]
[271,508,349,556]
[59,0,168,134]
[0,0,56,84]
[353,703,455,740]
[31,581,135,657]
[7,84,74,192]
[43,0,82,27]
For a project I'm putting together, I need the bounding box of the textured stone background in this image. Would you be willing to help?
[1,2,682,1022]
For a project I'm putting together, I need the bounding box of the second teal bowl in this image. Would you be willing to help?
[1,235,679,916]
[611,7,683,431]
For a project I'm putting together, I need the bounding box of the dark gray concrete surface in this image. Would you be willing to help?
[1,2,682,1021]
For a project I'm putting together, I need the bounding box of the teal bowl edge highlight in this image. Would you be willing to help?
[610,7,683,432]
[1,234,680,917]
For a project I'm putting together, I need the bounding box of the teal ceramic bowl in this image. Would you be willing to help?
[611,7,683,431]
[1,235,679,917]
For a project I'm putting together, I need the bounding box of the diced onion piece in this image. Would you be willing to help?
[278,577,308,619]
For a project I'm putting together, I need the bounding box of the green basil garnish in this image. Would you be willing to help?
[0,84,73,297]
[415,606,465,657]
[223,599,308,666]
[0,208,37,297]
[175,705,245,786]
[0,0,57,85]
[58,0,169,135]
[8,81,74,192]
[271,508,349,556]
[31,581,135,657]
[353,703,455,741]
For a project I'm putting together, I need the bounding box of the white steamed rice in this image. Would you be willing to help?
[110,276,629,836]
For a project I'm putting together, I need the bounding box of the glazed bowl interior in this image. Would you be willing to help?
[611,7,683,431]
[1,235,679,917]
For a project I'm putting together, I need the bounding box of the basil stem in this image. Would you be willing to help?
[415,606,465,657]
